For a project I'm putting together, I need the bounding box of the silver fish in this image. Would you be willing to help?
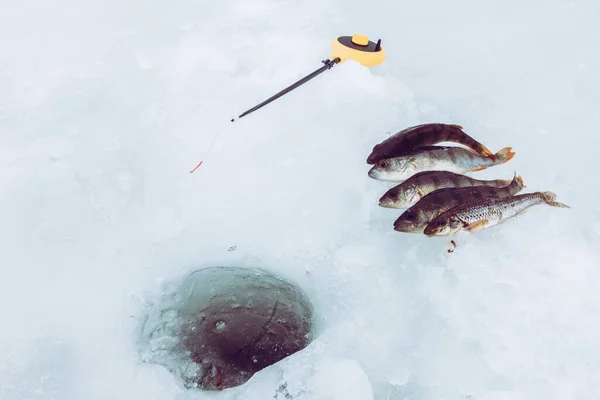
[368,146,515,182]
[393,173,525,233]
[423,191,570,237]
[379,170,515,209]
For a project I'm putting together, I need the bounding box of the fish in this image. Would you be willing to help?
[366,123,495,165]
[368,146,516,182]
[393,173,525,233]
[378,170,515,209]
[423,191,570,237]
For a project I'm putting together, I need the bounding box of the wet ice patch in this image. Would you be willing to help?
[137,266,314,391]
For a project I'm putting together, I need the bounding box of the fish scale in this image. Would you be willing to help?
[457,193,545,225]
[423,191,570,236]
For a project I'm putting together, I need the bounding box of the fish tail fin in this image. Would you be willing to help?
[507,172,525,193]
[514,172,526,189]
[540,191,570,208]
[497,172,515,186]
[494,147,516,164]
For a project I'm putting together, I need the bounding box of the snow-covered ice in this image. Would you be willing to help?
[2,0,600,398]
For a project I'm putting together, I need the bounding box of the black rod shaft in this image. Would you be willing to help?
[232,58,340,122]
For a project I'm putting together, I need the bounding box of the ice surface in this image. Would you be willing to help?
[1,0,600,398]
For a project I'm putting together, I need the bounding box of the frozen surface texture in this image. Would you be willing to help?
[1,0,600,399]
[138,266,314,390]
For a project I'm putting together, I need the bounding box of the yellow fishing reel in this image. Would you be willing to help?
[330,34,386,67]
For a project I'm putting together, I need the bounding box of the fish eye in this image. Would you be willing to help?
[378,160,389,168]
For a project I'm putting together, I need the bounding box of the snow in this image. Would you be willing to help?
[1,0,600,398]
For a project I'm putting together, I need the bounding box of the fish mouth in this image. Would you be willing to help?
[367,166,381,180]
[380,200,407,209]
[393,220,421,233]
[378,197,399,208]
[368,166,398,182]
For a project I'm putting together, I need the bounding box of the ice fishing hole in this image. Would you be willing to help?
[137,266,315,390]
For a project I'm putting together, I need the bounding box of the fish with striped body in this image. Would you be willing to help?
[423,191,570,237]
[379,170,515,209]
[393,173,525,233]
[366,123,495,165]
[368,146,515,182]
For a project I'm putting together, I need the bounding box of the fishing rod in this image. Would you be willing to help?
[190,34,386,173]
[231,57,341,122]
[232,34,386,122]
